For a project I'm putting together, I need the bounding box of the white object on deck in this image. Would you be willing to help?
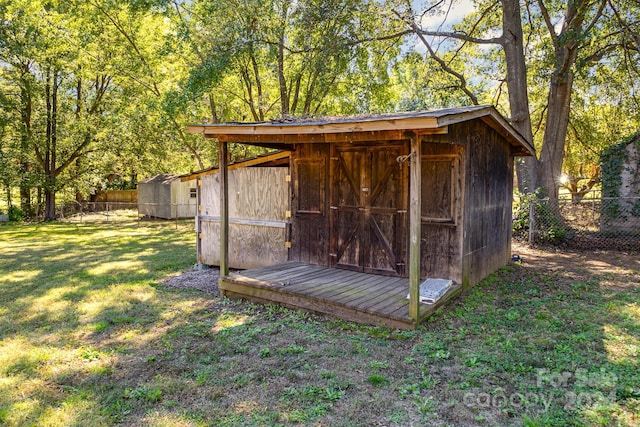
[407,278,453,304]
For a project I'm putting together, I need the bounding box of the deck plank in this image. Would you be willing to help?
[250,265,329,285]
[218,261,461,329]
[282,269,355,292]
[238,261,302,277]
[340,276,406,306]
[280,266,347,286]
[306,277,374,301]
[349,278,407,313]
[242,264,317,282]
[296,270,369,299]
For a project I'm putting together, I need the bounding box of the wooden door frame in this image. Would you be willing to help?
[329,142,409,276]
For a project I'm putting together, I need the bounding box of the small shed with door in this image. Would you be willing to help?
[187,105,534,329]
[138,173,197,219]
[181,151,290,269]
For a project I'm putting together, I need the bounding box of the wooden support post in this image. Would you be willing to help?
[219,140,229,277]
[196,178,202,267]
[408,134,422,324]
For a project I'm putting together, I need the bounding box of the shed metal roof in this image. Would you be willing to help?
[138,173,182,185]
[186,105,535,156]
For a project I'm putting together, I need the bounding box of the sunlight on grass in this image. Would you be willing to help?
[78,284,156,319]
[20,286,79,322]
[37,394,106,427]
[233,399,261,415]
[2,269,40,284]
[620,302,640,324]
[141,411,202,427]
[0,338,52,375]
[5,399,40,426]
[212,314,250,333]
[0,222,196,426]
[87,260,148,276]
[158,299,207,322]
[1,223,638,426]
[603,323,640,364]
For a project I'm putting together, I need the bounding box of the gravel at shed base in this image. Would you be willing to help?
[160,267,220,294]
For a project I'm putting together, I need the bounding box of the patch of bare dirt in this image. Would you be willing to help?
[511,241,640,290]
[160,267,220,294]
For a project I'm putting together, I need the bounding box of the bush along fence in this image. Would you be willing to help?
[513,192,640,251]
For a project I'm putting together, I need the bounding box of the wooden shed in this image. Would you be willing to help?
[181,151,290,269]
[138,173,197,219]
[187,105,534,329]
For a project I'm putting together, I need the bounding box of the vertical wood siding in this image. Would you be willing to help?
[199,167,289,269]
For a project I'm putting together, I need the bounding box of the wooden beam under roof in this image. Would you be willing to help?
[188,115,441,137]
[180,151,290,182]
[212,128,448,144]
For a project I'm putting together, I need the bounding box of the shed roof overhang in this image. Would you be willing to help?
[186,105,535,156]
[180,150,290,182]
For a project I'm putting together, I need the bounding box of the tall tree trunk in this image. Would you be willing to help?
[75,157,83,203]
[538,54,576,201]
[277,1,291,116]
[75,77,83,204]
[529,0,596,201]
[501,0,537,193]
[44,68,59,221]
[19,68,33,217]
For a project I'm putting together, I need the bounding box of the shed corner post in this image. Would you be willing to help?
[408,133,422,325]
[196,177,202,267]
[218,140,229,277]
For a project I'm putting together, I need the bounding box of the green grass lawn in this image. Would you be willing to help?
[0,222,638,426]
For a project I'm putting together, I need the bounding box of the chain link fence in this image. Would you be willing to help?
[5,201,196,230]
[5,195,639,252]
[513,193,640,251]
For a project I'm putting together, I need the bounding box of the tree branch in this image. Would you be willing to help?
[417,29,502,45]
[583,0,607,35]
[395,9,479,105]
[537,0,557,41]
[609,0,640,51]
[88,0,161,97]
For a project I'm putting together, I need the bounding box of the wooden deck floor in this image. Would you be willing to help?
[219,262,462,329]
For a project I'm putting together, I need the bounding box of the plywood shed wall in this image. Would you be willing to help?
[197,167,289,269]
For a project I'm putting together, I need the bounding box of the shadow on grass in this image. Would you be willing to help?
[419,245,640,426]
[1,223,638,426]
[0,222,198,425]
[0,222,194,337]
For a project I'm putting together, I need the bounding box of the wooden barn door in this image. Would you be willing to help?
[331,143,408,276]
